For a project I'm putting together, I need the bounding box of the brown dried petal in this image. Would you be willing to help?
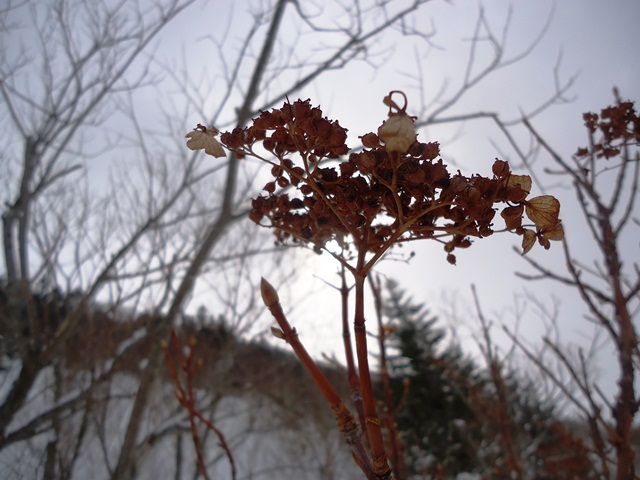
[538,234,551,250]
[410,142,440,160]
[521,229,536,255]
[340,161,355,177]
[501,204,524,230]
[328,123,348,147]
[541,222,564,241]
[505,186,528,203]
[507,174,532,193]
[525,195,561,229]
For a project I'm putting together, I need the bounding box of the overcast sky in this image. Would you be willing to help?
[150,0,640,408]
[3,0,639,411]
[248,0,640,406]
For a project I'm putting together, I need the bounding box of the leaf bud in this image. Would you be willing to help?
[270,326,286,340]
[260,277,280,307]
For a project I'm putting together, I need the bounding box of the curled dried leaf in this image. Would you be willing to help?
[185,124,226,158]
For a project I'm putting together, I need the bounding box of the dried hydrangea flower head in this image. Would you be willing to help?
[187,91,562,264]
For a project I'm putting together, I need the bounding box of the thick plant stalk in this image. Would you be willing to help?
[353,271,393,480]
[339,264,368,441]
[260,278,377,480]
[370,274,406,480]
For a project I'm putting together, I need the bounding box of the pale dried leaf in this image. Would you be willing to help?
[185,128,226,158]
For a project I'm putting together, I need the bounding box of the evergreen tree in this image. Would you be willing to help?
[381,279,596,479]
[382,279,479,477]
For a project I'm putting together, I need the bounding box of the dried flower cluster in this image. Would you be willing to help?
[577,98,640,159]
[189,91,562,264]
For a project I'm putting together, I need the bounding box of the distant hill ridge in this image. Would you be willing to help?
[0,284,351,421]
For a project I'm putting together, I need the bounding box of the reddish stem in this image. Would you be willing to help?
[370,274,406,480]
[261,278,377,479]
[353,254,392,479]
[339,264,368,440]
